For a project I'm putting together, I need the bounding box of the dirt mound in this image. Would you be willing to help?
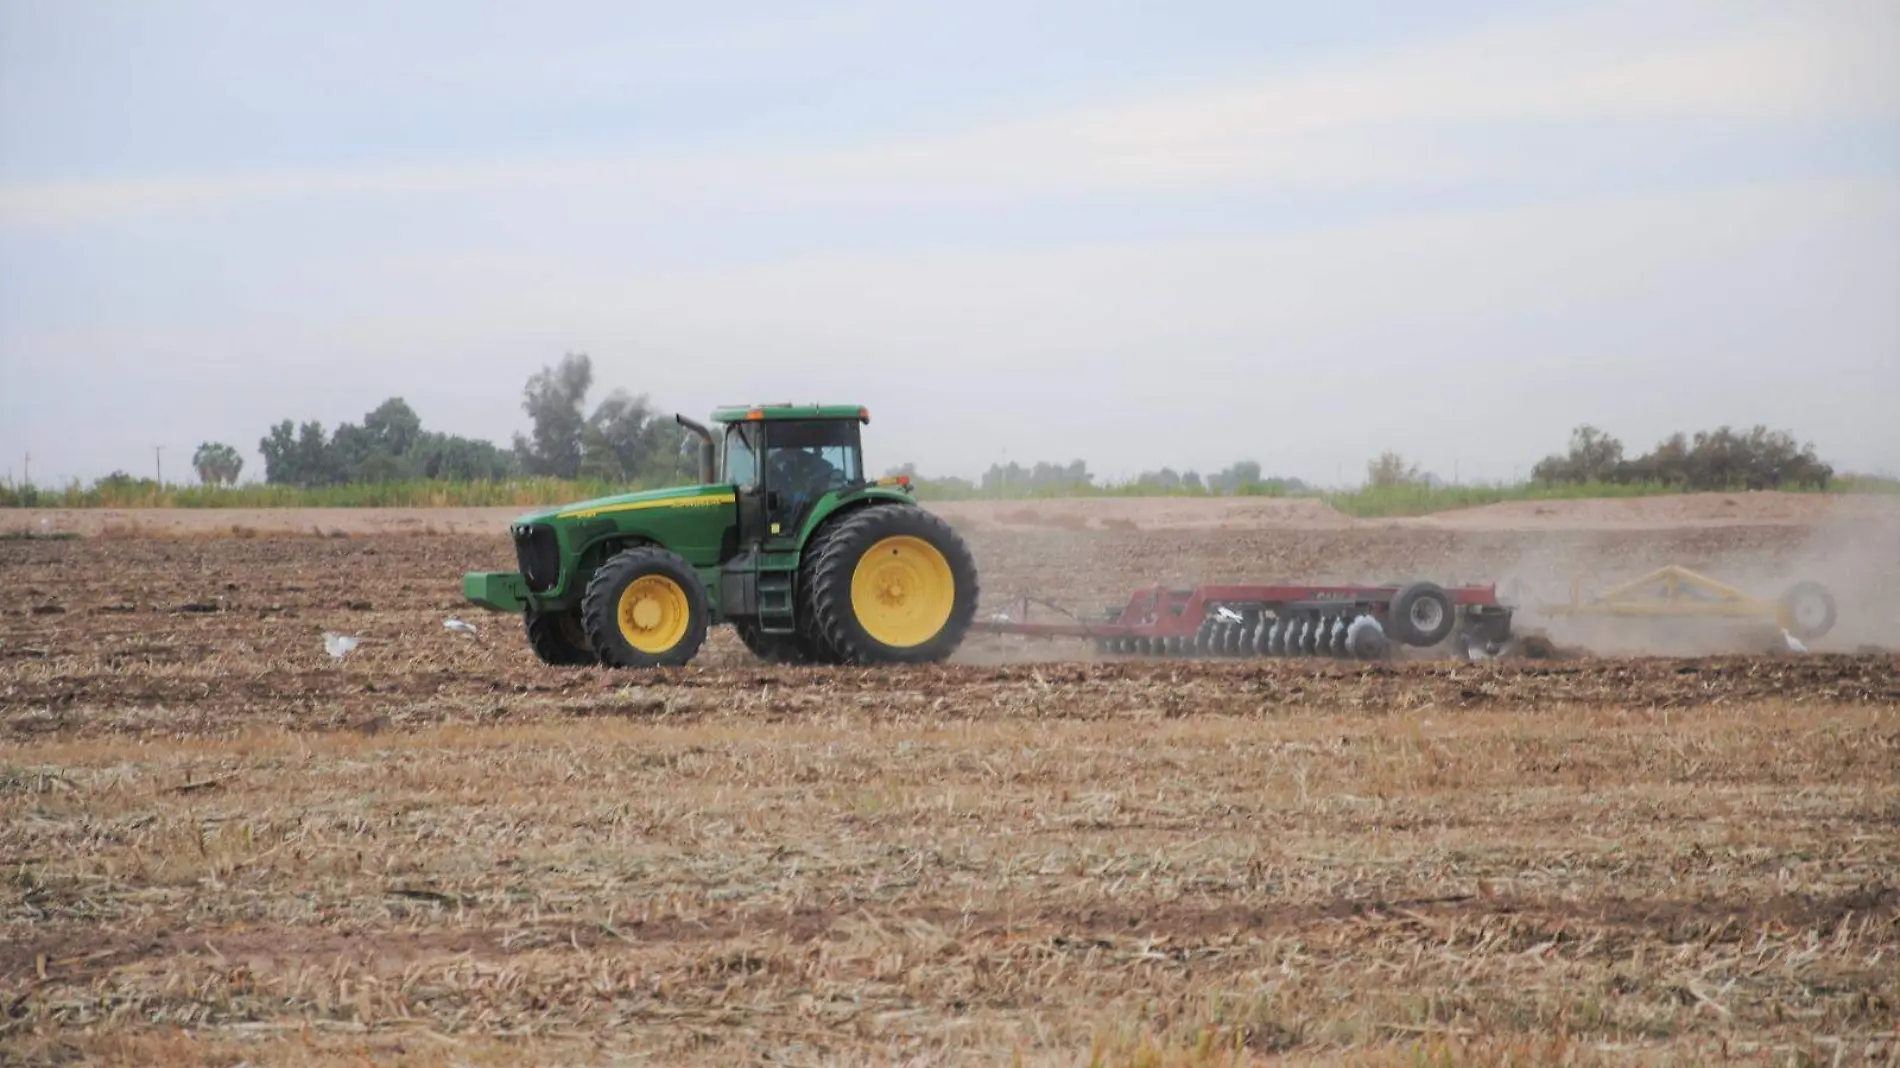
[1414,491,1900,531]
[933,497,1356,532]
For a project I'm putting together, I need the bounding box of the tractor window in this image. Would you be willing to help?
[764,420,861,494]
[722,424,760,488]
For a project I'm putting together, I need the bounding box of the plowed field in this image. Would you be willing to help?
[3,507,1897,1066]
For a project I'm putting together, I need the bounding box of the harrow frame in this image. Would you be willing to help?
[1534,564,1836,639]
[972,581,1514,659]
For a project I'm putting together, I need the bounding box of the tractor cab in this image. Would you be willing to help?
[709,404,869,551]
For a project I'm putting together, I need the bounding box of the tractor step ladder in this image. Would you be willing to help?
[755,569,798,634]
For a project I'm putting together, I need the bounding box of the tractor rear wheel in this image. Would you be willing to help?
[733,620,821,665]
[581,546,709,668]
[799,504,979,665]
[525,608,595,667]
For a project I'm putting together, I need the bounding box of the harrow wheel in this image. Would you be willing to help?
[1778,581,1836,640]
[1388,582,1457,647]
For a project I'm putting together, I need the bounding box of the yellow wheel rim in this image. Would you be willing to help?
[617,574,691,654]
[850,535,956,648]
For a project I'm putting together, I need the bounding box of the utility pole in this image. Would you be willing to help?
[154,445,165,504]
[22,451,29,487]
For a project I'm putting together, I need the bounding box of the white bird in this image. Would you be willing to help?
[444,618,478,635]
[1215,606,1243,624]
[323,632,360,659]
[1781,629,1808,654]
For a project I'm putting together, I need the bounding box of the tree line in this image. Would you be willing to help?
[1529,424,1834,491]
[876,459,1307,498]
[63,349,1850,496]
[243,353,690,488]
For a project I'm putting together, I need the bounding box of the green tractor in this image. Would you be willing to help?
[462,404,980,668]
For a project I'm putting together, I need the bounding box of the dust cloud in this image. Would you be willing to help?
[939,494,1900,663]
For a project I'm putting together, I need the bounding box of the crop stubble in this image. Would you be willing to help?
[2,517,1897,1066]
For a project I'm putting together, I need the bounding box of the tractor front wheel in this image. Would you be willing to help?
[525,608,596,666]
[800,505,979,665]
[581,547,710,668]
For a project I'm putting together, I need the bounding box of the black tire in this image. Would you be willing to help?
[732,621,819,664]
[799,504,979,665]
[525,608,595,667]
[1388,581,1457,646]
[581,546,710,668]
[1779,580,1836,640]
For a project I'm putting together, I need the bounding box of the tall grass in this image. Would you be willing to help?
[0,477,649,510]
[1320,479,1702,518]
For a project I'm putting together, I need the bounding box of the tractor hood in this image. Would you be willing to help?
[516,483,736,526]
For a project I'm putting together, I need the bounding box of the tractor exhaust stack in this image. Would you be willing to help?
[675,414,717,484]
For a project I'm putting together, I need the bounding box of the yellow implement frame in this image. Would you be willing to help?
[1540,564,1808,632]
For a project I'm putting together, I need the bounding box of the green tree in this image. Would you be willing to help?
[580,389,661,480]
[980,459,1092,495]
[258,419,341,486]
[192,442,244,486]
[1366,451,1420,488]
[1206,459,1266,494]
[293,421,340,486]
[259,420,298,484]
[363,397,423,458]
[515,353,594,479]
[1135,467,1183,491]
[413,432,519,480]
[1532,425,1625,484]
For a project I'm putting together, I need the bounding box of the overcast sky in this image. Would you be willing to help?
[2,0,1896,488]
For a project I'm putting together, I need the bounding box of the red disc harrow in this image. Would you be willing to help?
[970,581,1514,660]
